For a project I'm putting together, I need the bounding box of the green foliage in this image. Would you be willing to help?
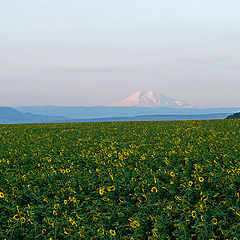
[0,120,240,239]
[226,112,240,119]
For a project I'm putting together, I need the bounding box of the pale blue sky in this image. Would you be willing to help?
[1,0,240,107]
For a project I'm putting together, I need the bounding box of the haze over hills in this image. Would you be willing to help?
[110,91,193,108]
[0,106,239,124]
[0,106,233,124]
[1,90,238,123]
[0,107,67,124]
[13,106,239,121]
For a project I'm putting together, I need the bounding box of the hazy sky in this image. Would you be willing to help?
[1,0,240,107]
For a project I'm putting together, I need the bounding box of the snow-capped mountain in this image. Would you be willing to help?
[111,91,193,108]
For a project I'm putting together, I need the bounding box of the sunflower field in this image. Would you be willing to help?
[0,119,240,240]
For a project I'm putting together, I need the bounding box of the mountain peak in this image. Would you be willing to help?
[111,91,193,108]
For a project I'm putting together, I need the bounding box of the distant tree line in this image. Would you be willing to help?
[226,112,240,119]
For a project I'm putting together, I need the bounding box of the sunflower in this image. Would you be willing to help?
[195,184,201,190]
[99,187,105,195]
[103,197,110,202]
[201,195,208,201]
[183,207,190,213]
[0,192,4,198]
[19,211,25,217]
[107,186,116,191]
[166,206,172,210]
[191,211,197,218]
[110,230,116,236]
[151,187,158,193]
[199,177,204,182]
[212,218,217,225]
[130,221,140,228]
[188,181,193,187]
[97,227,104,235]
[148,237,155,240]
[54,204,59,209]
[13,214,20,221]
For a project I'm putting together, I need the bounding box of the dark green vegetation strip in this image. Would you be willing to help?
[0,120,240,240]
[226,112,240,119]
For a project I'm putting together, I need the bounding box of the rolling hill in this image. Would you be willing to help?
[0,107,67,124]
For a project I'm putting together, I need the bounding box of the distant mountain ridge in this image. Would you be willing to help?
[0,107,67,124]
[59,113,230,123]
[0,106,239,124]
[14,106,240,121]
[111,91,193,108]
